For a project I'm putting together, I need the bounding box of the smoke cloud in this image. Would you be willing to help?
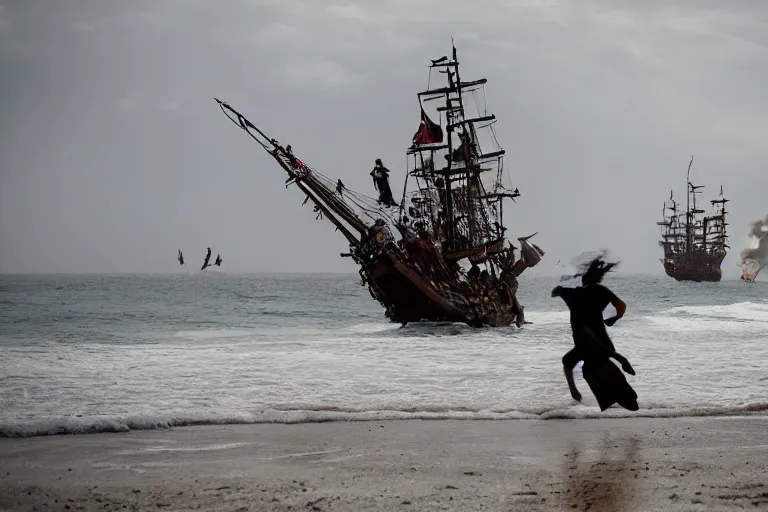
[740,214,768,265]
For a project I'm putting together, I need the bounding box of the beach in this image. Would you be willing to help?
[4,0,768,507]
[2,275,767,510]
[1,417,767,511]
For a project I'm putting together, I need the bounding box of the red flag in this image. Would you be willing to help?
[412,108,444,145]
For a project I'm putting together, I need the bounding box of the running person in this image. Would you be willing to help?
[552,256,638,411]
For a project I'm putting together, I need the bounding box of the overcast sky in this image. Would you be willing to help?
[1,0,767,276]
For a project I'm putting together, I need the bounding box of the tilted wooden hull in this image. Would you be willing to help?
[364,248,519,327]
[214,97,536,329]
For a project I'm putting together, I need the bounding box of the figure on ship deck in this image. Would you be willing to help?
[451,132,480,162]
[370,158,397,208]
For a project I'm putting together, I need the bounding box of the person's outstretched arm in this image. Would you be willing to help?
[603,289,626,326]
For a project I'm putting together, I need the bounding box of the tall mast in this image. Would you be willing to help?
[686,155,693,255]
[411,42,509,257]
[416,44,486,250]
[709,184,729,254]
[450,44,472,247]
[444,45,458,248]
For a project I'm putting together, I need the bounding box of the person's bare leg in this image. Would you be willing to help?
[564,366,582,401]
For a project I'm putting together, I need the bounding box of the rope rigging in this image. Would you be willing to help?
[300,164,401,226]
[212,44,539,328]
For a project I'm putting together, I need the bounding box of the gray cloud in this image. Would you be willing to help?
[1,0,767,275]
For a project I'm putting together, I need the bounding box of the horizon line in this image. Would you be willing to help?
[0,270,717,279]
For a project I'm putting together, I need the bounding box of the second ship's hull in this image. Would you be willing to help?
[661,255,725,283]
[663,265,722,282]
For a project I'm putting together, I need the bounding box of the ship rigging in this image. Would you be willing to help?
[214,43,544,326]
[657,156,729,282]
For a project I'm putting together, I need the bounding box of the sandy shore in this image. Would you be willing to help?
[1,417,767,511]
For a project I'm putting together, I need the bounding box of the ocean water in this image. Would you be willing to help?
[1,273,766,438]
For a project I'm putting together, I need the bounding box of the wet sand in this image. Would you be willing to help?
[1,417,767,511]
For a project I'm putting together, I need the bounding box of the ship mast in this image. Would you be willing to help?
[658,189,681,258]
[658,154,729,279]
[685,155,693,255]
[707,184,729,254]
[410,43,511,262]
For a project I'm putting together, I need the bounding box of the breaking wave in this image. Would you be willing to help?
[3,275,768,440]
[3,402,767,438]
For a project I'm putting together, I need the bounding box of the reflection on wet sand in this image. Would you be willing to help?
[559,434,642,511]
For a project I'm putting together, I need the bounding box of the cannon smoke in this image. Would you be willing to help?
[740,214,768,266]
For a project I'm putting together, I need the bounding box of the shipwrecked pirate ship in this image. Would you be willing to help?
[215,44,544,326]
[657,156,729,282]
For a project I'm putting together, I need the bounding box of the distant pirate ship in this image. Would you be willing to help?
[214,43,544,327]
[657,156,729,282]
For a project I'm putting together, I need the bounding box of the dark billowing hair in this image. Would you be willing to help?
[562,250,619,286]
[580,257,618,286]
